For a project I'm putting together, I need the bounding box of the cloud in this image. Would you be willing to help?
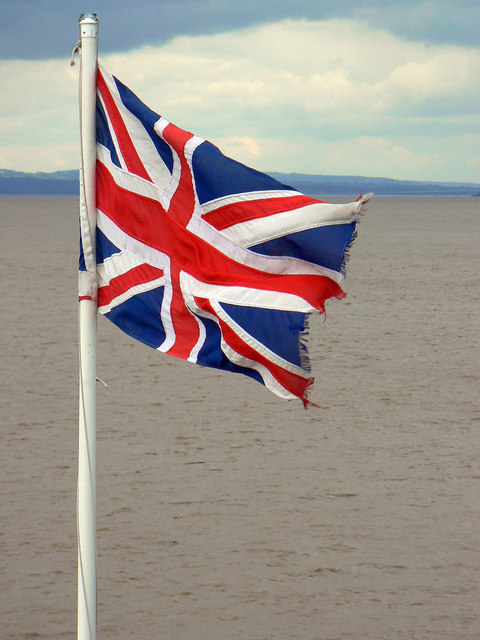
[0,59,78,171]
[101,19,480,124]
[315,136,440,178]
[0,18,478,180]
[351,0,480,48]
[219,137,262,158]
[0,142,78,175]
[1,1,479,59]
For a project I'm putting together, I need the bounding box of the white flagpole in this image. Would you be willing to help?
[77,13,98,640]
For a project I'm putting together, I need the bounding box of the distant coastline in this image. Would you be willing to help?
[1,168,479,197]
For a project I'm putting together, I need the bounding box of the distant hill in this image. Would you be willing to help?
[0,169,78,195]
[1,168,479,197]
[269,172,480,197]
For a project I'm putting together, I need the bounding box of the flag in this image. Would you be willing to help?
[79,64,371,406]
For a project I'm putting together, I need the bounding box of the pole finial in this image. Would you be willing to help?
[79,13,98,23]
[79,13,98,40]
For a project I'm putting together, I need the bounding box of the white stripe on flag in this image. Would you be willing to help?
[180,271,315,313]
[188,214,344,283]
[200,189,303,214]
[99,64,172,188]
[97,251,144,288]
[98,277,165,314]
[97,91,128,173]
[217,202,358,249]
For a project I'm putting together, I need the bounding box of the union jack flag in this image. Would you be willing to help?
[79,65,371,406]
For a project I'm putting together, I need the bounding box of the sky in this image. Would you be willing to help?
[0,0,479,182]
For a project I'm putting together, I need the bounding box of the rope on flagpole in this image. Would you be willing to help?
[70,41,81,67]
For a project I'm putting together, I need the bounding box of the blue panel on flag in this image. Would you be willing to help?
[114,76,174,174]
[192,140,296,205]
[196,315,264,384]
[250,222,356,274]
[79,235,86,271]
[219,302,308,368]
[105,289,167,349]
[96,228,121,263]
[96,98,121,168]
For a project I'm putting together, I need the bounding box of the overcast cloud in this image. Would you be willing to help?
[1,0,478,59]
[0,1,478,181]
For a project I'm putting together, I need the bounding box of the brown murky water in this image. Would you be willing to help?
[1,195,478,639]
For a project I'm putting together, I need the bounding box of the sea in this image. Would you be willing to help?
[1,195,478,639]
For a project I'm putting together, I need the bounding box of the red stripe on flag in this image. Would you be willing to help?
[96,162,344,311]
[162,123,196,227]
[165,263,201,359]
[203,194,322,231]
[98,263,164,307]
[97,69,152,182]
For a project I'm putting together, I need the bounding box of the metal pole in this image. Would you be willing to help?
[77,13,98,640]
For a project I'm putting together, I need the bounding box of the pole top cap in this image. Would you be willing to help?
[78,13,98,39]
[79,13,98,24]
